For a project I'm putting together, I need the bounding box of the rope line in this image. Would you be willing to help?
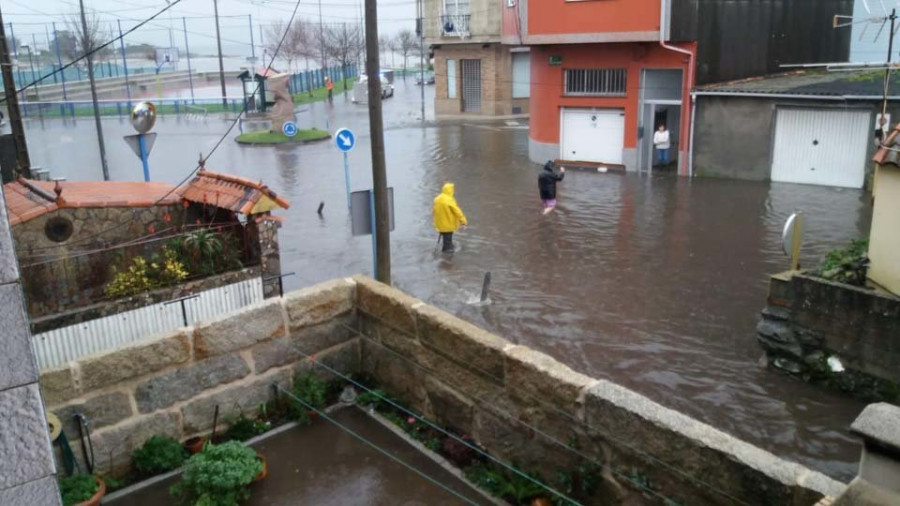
[273,385,484,506]
[288,348,585,506]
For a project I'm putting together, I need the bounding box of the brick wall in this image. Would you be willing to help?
[434,43,520,116]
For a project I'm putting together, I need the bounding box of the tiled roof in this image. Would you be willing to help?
[4,179,180,226]
[697,69,900,98]
[179,169,290,214]
[3,170,290,226]
[873,124,900,167]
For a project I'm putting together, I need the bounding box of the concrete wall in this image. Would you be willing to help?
[39,278,360,477]
[869,165,900,295]
[353,277,844,505]
[693,96,891,184]
[758,272,900,384]
[0,184,60,504]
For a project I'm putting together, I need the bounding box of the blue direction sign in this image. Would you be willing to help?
[282,121,298,137]
[335,128,355,152]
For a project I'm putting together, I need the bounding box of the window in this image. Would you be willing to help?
[564,68,627,96]
[447,59,458,98]
[443,0,470,15]
[512,52,530,98]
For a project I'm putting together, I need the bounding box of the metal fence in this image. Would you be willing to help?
[32,276,263,370]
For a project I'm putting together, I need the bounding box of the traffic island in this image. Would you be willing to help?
[235,129,331,145]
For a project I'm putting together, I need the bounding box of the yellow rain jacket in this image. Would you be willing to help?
[433,183,467,233]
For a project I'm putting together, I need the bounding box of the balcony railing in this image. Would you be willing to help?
[441,13,471,38]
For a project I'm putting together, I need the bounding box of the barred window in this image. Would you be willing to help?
[564,68,627,96]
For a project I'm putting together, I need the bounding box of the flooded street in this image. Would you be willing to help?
[21,80,871,480]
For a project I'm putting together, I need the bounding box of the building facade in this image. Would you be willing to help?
[515,0,854,174]
[425,0,530,116]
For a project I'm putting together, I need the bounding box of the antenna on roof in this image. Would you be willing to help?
[198,152,206,170]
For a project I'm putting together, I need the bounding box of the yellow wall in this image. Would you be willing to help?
[869,164,900,295]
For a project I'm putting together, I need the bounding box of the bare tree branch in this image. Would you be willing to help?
[394,29,416,72]
[265,20,313,72]
[323,23,363,89]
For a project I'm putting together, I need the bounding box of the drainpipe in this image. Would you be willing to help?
[688,92,696,178]
[659,0,694,177]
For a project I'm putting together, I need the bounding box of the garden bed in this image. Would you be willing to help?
[103,407,491,505]
[235,129,331,145]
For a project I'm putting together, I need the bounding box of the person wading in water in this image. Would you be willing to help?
[538,160,566,215]
[433,182,467,253]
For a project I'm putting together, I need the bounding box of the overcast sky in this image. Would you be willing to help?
[3,0,417,57]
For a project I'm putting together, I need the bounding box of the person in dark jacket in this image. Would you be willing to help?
[538,160,565,214]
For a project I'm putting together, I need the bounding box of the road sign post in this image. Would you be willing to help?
[138,133,150,182]
[334,127,356,210]
[350,188,395,280]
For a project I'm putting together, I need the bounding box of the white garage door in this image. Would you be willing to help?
[560,108,625,164]
[771,108,870,188]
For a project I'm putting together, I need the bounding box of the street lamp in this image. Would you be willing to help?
[20,44,37,101]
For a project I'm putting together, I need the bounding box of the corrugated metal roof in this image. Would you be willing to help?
[697,70,900,98]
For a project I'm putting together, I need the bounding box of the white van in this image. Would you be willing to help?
[351,74,395,104]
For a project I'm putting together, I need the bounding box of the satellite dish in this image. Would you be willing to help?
[130,102,157,134]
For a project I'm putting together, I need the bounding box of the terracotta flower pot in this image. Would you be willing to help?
[75,476,106,506]
[184,436,206,454]
[254,453,268,482]
[308,411,319,420]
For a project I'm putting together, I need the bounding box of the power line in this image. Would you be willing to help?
[346,310,755,506]
[13,0,312,252]
[0,0,185,103]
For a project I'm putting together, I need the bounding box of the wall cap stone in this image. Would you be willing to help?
[851,402,900,450]
[585,379,846,498]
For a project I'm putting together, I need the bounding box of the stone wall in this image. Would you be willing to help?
[353,277,845,505]
[13,204,185,318]
[39,278,359,477]
[37,275,848,504]
[757,271,900,385]
[30,266,261,334]
[0,183,60,504]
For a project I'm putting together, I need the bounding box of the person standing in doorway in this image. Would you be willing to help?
[653,124,671,167]
[538,160,565,215]
[433,182,467,253]
[325,76,334,103]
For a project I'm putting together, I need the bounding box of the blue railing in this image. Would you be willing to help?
[14,63,158,88]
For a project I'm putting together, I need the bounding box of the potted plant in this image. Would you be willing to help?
[132,435,188,477]
[183,436,207,454]
[59,474,105,506]
[171,441,263,506]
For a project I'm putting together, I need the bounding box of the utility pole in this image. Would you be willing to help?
[0,7,30,178]
[364,0,391,284]
[30,34,39,101]
[213,0,227,106]
[319,0,326,79]
[79,0,109,181]
[183,17,195,103]
[248,15,256,63]
[417,0,425,121]
[882,9,897,123]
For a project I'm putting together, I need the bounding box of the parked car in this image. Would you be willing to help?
[352,75,394,103]
[415,71,436,85]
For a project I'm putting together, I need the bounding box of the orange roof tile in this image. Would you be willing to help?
[179,169,290,214]
[3,179,180,226]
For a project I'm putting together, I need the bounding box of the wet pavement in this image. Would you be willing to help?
[19,79,871,480]
[105,407,491,505]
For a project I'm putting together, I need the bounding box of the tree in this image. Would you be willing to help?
[394,29,416,74]
[49,30,77,61]
[323,23,363,90]
[264,20,312,72]
[67,11,111,63]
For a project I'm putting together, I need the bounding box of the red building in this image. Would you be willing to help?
[506,0,695,174]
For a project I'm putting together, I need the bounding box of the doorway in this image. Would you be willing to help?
[639,69,683,173]
[461,59,482,113]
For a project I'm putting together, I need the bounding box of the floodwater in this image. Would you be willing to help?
[105,408,491,505]
[19,79,871,481]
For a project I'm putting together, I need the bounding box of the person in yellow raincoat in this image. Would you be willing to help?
[433,182,467,253]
